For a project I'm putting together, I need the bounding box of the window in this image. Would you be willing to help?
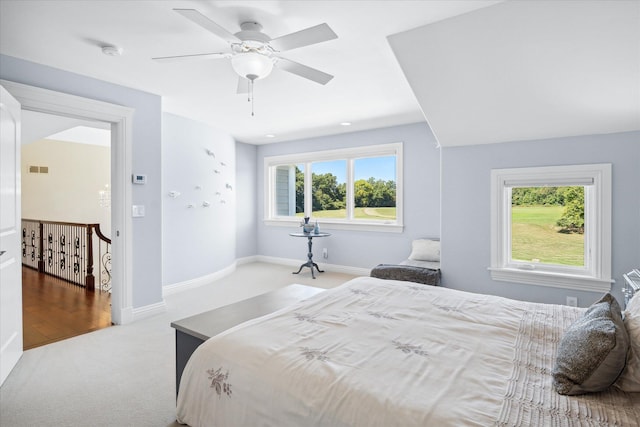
[312,160,347,219]
[265,143,402,232]
[489,164,612,292]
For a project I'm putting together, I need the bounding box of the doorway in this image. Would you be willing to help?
[21,110,113,348]
[3,79,134,326]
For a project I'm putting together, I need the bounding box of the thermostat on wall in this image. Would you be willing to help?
[132,174,147,184]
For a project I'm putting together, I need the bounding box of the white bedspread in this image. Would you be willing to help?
[176,277,640,427]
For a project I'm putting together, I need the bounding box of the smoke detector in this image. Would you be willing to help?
[102,45,123,56]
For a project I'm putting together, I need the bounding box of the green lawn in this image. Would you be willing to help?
[296,207,396,220]
[511,205,584,266]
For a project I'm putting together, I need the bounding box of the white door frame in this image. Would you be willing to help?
[1,79,134,324]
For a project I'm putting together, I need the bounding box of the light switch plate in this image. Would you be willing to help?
[132,205,145,217]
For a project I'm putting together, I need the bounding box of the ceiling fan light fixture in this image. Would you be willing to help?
[231,52,273,80]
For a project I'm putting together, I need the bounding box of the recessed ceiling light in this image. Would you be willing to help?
[102,45,123,56]
[265,134,275,138]
[340,122,352,126]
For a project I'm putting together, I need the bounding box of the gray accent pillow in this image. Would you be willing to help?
[552,293,630,395]
[370,264,440,286]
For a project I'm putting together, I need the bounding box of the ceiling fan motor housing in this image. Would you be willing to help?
[235,22,271,45]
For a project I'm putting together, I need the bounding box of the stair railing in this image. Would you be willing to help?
[21,219,111,292]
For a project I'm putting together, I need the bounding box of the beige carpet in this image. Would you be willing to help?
[0,262,356,427]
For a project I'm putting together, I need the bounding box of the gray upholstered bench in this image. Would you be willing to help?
[370,238,441,286]
[370,264,440,286]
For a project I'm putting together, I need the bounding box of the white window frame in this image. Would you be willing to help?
[264,143,403,232]
[489,164,612,292]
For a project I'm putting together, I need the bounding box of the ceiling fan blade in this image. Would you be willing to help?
[236,77,249,94]
[152,52,230,62]
[276,57,334,85]
[174,9,240,44]
[269,23,337,52]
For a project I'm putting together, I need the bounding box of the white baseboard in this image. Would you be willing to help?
[121,262,240,323]
[236,255,259,265]
[132,301,167,322]
[162,262,238,297]
[114,303,165,324]
[116,306,133,325]
[160,257,368,303]
[255,255,370,277]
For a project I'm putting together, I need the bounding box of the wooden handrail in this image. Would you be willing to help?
[93,223,111,244]
[22,218,98,227]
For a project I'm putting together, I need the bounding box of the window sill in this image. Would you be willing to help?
[488,267,612,293]
[263,219,403,233]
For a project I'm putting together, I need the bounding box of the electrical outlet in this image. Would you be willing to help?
[323,248,328,259]
[566,296,578,307]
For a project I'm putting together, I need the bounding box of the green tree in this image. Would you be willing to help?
[556,186,584,233]
[512,187,564,206]
[355,178,396,208]
[295,166,304,213]
[354,179,373,207]
[312,173,345,211]
[375,179,396,207]
[298,169,396,213]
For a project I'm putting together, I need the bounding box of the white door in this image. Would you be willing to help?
[0,85,22,386]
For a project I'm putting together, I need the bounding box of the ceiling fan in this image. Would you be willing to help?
[153,9,338,92]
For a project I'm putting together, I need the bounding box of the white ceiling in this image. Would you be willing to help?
[21,110,109,145]
[1,1,637,147]
[0,0,501,145]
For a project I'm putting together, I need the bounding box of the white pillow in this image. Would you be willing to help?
[408,239,440,262]
[615,292,640,392]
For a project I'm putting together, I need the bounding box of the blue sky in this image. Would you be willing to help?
[308,156,396,183]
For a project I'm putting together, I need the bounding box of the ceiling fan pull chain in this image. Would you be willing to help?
[245,74,258,116]
[251,79,255,117]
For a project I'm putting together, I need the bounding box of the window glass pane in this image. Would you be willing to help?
[511,186,584,266]
[311,160,346,219]
[354,156,396,221]
[274,164,303,217]
[265,144,402,228]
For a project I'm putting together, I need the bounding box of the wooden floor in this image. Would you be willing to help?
[22,267,112,350]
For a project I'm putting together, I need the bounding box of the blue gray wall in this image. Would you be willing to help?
[441,131,640,306]
[255,122,440,269]
[162,113,236,285]
[236,142,258,259]
[0,54,163,309]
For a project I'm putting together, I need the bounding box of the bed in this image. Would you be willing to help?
[176,276,640,426]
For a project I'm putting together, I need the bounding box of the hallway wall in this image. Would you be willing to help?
[22,139,111,235]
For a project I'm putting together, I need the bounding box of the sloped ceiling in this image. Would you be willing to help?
[388,0,640,147]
